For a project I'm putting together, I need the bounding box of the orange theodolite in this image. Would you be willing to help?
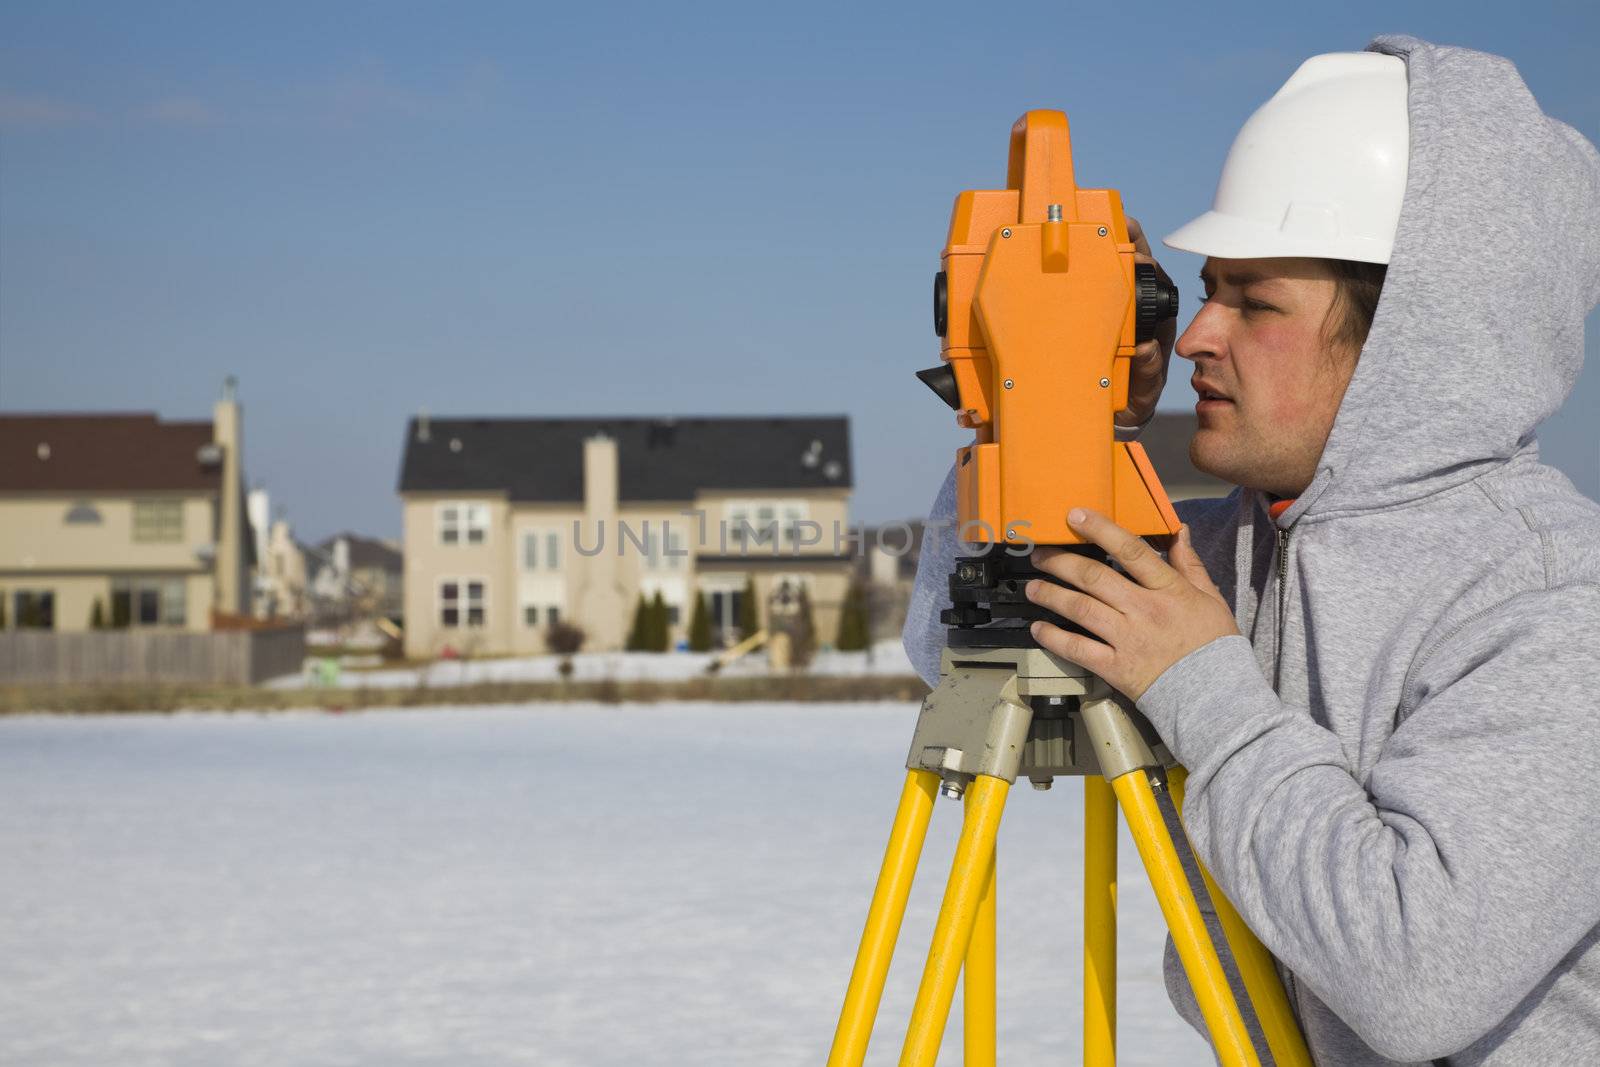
[918,109,1181,547]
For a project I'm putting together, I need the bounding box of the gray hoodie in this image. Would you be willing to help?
[902,36,1600,1065]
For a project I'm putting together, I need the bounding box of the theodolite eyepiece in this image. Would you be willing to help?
[1134,263,1180,343]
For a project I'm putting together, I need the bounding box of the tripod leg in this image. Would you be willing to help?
[963,787,997,1067]
[1111,769,1262,1067]
[828,769,942,1067]
[1084,775,1117,1066]
[900,774,1011,1067]
[1169,768,1312,1067]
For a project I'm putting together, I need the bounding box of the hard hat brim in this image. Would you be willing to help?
[1162,210,1393,265]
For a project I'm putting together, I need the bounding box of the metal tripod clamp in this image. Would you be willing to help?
[906,644,1171,796]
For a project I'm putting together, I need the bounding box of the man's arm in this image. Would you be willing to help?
[1138,584,1600,1061]
[902,463,959,688]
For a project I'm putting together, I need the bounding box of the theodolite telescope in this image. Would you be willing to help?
[827,112,1312,1067]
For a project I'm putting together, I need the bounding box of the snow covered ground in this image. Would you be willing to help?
[0,703,1209,1065]
[267,639,920,689]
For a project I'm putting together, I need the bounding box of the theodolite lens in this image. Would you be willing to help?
[933,271,948,337]
[1134,263,1180,343]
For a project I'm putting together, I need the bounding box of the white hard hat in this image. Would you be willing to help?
[1164,52,1408,264]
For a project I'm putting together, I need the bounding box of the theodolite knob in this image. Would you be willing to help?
[1134,263,1180,343]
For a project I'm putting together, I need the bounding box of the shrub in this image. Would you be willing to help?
[687,591,713,652]
[738,576,759,638]
[546,620,586,656]
[649,590,670,652]
[625,594,649,651]
[835,581,870,651]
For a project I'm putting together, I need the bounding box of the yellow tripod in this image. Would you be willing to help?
[826,641,1313,1066]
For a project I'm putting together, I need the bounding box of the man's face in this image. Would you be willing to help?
[1176,256,1356,498]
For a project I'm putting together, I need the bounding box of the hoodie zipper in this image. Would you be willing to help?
[1271,519,1308,1041]
[1273,525,1291,690]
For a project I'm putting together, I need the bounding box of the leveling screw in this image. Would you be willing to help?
[940,779,966,800]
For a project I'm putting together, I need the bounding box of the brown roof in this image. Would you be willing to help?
[0,413,222,493]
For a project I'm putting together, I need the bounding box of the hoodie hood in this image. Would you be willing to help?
[1291,35,1600,520]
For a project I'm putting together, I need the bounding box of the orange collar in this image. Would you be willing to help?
[1268,498,1297,521]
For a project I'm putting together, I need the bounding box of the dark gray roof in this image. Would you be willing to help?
[316,532,402,572]
[397,416,852,502]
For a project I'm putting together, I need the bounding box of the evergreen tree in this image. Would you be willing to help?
[791,584,818,667]
[90,598,106,630]
[625,594,649,651]
[738,576,760,638]
[649,590,670,651]
[835,581,870,651]
[687,590,713,652]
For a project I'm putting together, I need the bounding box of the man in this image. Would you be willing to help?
[904,36,1600,1064]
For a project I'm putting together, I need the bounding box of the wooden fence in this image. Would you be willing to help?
[0,627,305,686]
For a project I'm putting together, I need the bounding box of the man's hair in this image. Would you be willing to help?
[1323,259,1388,356]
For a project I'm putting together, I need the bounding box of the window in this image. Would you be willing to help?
[109,578,186,627]
[727,500,809,550]
[643,524,686,571]
[439,503,488,546]
[133,500,184,543]
[523,530,564,571]
[440,578,487,628]
[13,589,55,630]
[523,604,562,627]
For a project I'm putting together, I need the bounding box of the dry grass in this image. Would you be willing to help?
[0,674,931,714]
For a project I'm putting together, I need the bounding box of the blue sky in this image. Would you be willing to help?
[3,2,1597,542]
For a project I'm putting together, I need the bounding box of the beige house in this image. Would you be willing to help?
[0,384,254,633]
[397,416,854,657]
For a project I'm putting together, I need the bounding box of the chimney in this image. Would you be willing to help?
[416,408,431,443]
[212,376,246,618]
[584,434,619,519]
[577,434,627,648]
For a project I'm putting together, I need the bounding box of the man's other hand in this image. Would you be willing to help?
[1119,216,1176,430]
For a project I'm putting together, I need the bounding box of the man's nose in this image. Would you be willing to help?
[1175,306,1221,363]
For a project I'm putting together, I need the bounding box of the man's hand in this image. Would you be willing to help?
[1119,217,1176,430]
[1024,508,1238,700]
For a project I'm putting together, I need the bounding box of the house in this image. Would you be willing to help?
[0,381,255,632]
[396,415,854,657]
[306,532,403,626]
[248,486,309,620]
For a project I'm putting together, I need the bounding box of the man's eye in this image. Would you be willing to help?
[1243,298,1275,313]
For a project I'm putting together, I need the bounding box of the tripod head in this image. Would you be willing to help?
[918,111,1182,549]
